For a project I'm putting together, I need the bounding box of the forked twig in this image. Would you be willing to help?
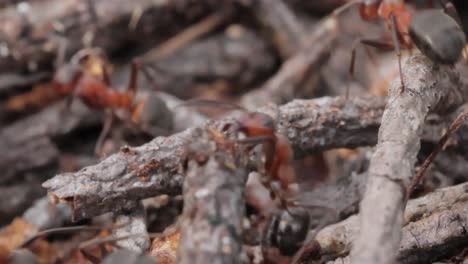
[408,106,468,196]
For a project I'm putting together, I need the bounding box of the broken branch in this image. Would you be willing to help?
[351,55,466,264]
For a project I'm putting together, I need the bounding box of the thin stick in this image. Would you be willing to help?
[408,107,468,196]
[140,12,225,62]
[19,225,105,248]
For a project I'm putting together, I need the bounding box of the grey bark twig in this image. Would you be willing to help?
[176,128,249,264]
[112,204,150,253]
[42,96,385,220]
[350,55,466,264]
[241,17,338,109]
[249,0,307,58]
[311,182,468,263]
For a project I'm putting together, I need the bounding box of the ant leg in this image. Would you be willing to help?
[389,13,405,93]
[100,61,111,86]
[63,74,84,113]
[347,39,359,100]
[135,61,165,92]
[95,110,114,158]
[127,60,139,102]
[347,37,394,99]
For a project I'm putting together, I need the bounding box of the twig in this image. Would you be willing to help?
[310,182,468,263]
[350,55,466,264]
[139,12,227,62]
[240,16,338,109]
[22,196,71,231]
[176,128,248,264]
[112,203,150,253]
[249,0,307,58]
[0,0,224,73]
[19,225,108,248]
[0,100,99,182]
[408,105,468,196]
[139,26,276,100]
[0,179,44,225]
[42,96,385,220]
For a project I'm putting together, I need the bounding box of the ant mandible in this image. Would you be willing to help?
[339,0,465,97]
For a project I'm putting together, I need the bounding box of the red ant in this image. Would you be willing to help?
[6,48,168,155]
[337,0,465,97]
[59,50,173,156]
[178,99,296,206]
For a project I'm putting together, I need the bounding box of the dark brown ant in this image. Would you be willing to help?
[261,208,311,262]
[178,99,335,261]
[338,0,466,97]
[409,2,466,65]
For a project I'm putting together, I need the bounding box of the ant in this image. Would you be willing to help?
[6,48,171,155]
[338,0,465,97]
[60,50,174,155]
[178,99,296,206]
[178,99,334,261]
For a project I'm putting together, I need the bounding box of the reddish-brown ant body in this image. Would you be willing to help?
[179,99,296,204]
[344,0,465,96]
[6,49,172,155]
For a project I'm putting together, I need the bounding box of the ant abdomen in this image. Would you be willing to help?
[409,9,466,64]
[135,93,174,135]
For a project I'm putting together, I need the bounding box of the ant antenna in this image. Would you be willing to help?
[175,99,247,112]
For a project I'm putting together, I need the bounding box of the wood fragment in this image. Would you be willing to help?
[0,0,224,74]
[143,26,276,100]
[0,180,44,226]
[22,196,71,231]
[176,128,248,264]
[311,182,468,263]
[408,105,468,196]
[42,96,385,220]
[351,55,466,264]
[0,100,99,182]
[140,12,227,62]
[240,17,338,109]
[249,0,307,58]
[112,204,150,253]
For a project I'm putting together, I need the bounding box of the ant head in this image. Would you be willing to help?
[266,208,310,256]
[237,112,276,137]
